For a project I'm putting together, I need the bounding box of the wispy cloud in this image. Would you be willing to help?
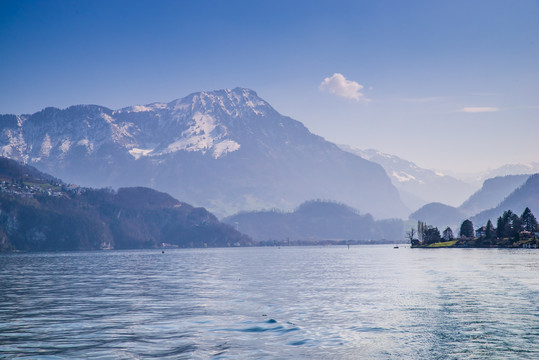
[319,73,369,102]
[401,96,447,103]
[471,92,498,96]
[460,107,501,113]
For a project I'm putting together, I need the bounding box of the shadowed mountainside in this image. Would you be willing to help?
[223,200,403,243]
[409,174,535,230]
[471,174,539,227]
[459,174,530,215]
[0,157,251,252]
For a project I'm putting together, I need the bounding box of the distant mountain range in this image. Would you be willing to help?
[471,174,539,227]
[339,146,476,210]
[0,88,407,219]
[459,174,530,215]
[0,157,250,252]
[481,162,539,181]
[409,173,537,231]
[223,200,403,243]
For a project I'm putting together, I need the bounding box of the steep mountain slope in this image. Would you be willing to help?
[459,174,530,215]
[0,88,407,218]
[409,174,532,230]
[223,200,404,242]
[0,157,250,251]
[471,174,539,227]
[340,146,476,209]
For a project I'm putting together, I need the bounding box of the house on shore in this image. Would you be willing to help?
[476,226,487,238]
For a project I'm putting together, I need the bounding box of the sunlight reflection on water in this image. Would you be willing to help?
[0,247,538,359]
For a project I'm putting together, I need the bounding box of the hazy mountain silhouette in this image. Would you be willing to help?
[409,202,467,230]
[223,200,404,242]
[459,174,530,215]
[471,174,539,227]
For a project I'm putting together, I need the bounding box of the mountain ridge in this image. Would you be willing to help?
[409,173,538,231]
[223,200,404,243]
[0,156,251,252]
[0,88,408,219]
[471,174,539,227]
[459,174,530,215]
[339,146,477,210]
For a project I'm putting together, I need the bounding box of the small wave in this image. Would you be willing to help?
[288,339,309,346]
[133,343,197,358]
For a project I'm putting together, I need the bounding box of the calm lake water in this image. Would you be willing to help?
[1,246,538,359]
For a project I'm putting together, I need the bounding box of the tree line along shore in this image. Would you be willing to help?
[409,207,538,248]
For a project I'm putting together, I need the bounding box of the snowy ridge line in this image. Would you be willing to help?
[1,88,269,163]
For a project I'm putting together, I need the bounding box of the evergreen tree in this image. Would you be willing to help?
[498,210,513,238]
[496,216,504,238]
[485,219,495,239]
[459,219,474,238]
[511,213,522,238]
[520,207,538,232]
[496,210,521,239]
[423,227,441,245]
[442,227,454,241]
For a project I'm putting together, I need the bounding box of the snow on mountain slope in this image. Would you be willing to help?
[340,146,477,210]
[0,88,408,219]
[481,163,539,180]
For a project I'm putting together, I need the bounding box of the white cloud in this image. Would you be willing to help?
[460,107,500,113]
[319,73,368,102]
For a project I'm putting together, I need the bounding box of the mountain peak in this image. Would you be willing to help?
[114,88,275,119]
[200,87,260,99]
[0,89,409,219]
[165,87,274,117]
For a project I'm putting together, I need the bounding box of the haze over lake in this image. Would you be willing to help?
[1,246,537,359]
[1,1,538,358]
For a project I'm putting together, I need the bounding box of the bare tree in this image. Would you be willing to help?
[406,227,416,243]
[442,227,454,241]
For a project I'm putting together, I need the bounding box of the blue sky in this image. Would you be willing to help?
[1,0,538,173]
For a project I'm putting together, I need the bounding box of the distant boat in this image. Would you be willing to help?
[393,245,399,249]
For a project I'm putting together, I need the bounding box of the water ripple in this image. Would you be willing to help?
[1,247,538,359]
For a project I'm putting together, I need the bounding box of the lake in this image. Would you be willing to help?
[1,246,538,359]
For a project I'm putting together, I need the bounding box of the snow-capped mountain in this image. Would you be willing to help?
[481,163,539,180]
[0,88,408,219]
[340,146,477,210]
